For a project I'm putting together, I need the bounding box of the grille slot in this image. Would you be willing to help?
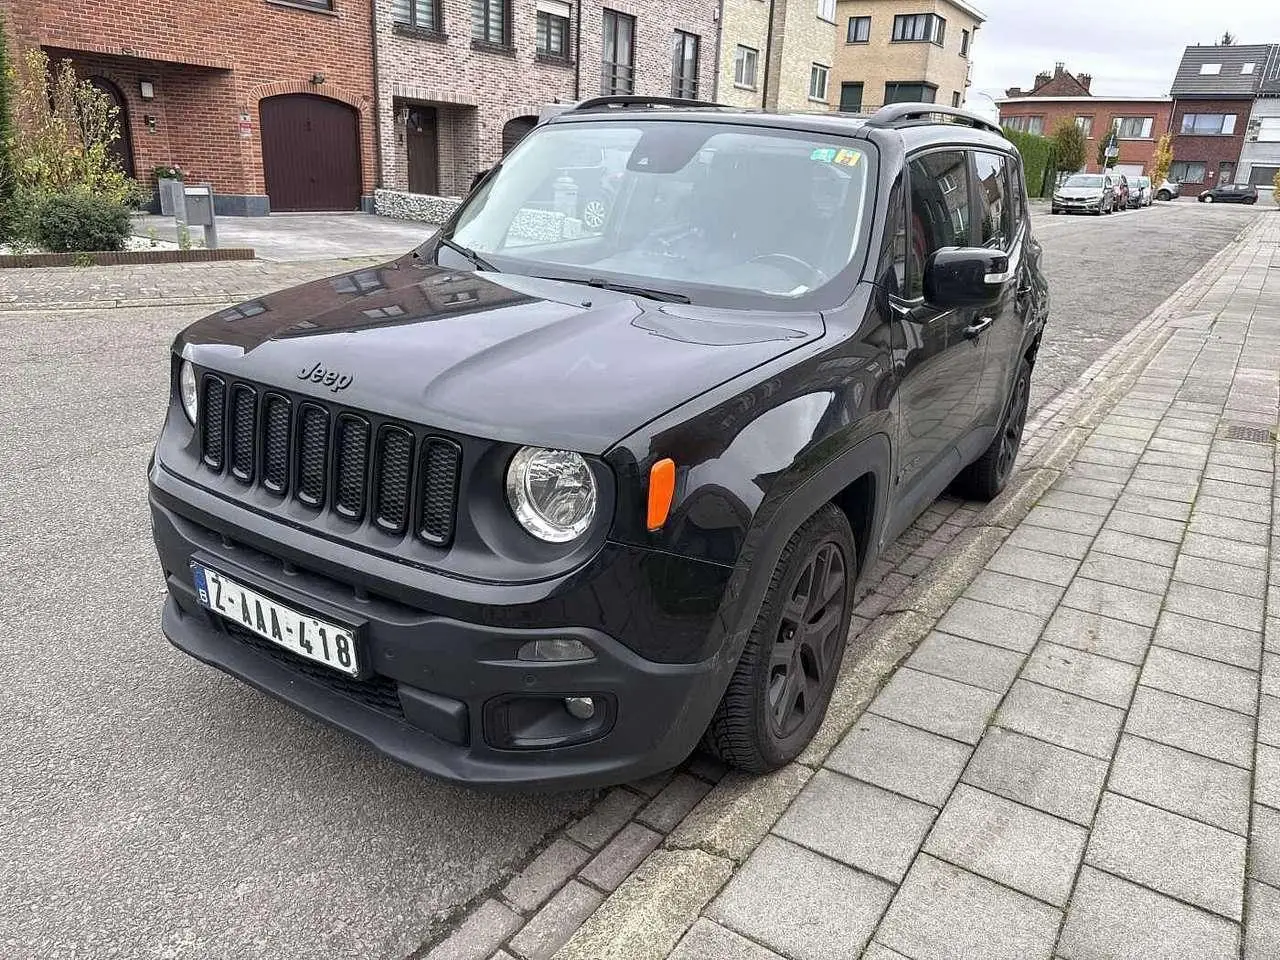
[230,385,257,483]
[419,438,461,546]
[1221,422,1275,444]
[334,415,371,520]
[374,426,415,534]
[201,375,226,471]
[262,394,292,494]
[296,404,330,507]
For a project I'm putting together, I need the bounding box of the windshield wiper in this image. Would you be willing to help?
[436,236,497,272]
[536,275,691,304]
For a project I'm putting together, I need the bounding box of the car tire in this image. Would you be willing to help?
[1202,195,1213,203]
[1157,190,1171,201]
[1246,198,1257,205]
[703,503,856,773]
[952,357,1032,502]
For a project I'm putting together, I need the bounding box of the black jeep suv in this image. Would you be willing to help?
[150,100,1049,789]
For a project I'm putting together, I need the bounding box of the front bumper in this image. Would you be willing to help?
[150,467,735,791]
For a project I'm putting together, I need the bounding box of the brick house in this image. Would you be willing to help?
[0,0,378,215]
[1168,43,1271,191]
[830,0,985,114]
[716,0,837,112]
[375,0,717,197]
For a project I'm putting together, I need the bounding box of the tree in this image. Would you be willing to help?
[1273,168,1280,206]
[1096,125,1119,169]
[1051,119,1088,177]
[1151,133,1174,187]
[0,13,14,240]
[1221,31,1236,45]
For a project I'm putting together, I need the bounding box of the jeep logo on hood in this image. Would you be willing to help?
[297,362,353,392]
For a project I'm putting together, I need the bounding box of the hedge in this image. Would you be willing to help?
[1002,128,1055,198]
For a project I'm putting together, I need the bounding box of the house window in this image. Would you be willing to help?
[535,1,571,58]
[892,13,945,45]
[952,91,961,107]
[1170,160,1207,183]
[884,81,936,104]
[601,9,635,95]
[817,0,835,22]
[846,15,870,43]
[1075,116,1093,136]
[392,0,441,32]
[1258,117,1280,143]
[671,30,699,99]
[1115,116,1154,139]
[1199,63,1221,75]
[1003,114,1043,135]
[1242,62,1256,74]
[472,0,509,45]
[960,28,970,56]
[809,63,829,102]
[734,45,759,89]
[1180,113,1237,135]
[1218,161,1234,182]
[839,82,863,112]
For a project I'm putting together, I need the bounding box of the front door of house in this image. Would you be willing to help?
[90,77,136,178]
[407,107,439,195]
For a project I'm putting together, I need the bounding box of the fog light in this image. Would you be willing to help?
[518,638,592,662]
[564,697,596,720]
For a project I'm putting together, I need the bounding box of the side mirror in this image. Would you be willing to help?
[924,247,1010,308]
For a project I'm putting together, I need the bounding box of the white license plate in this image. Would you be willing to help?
[192,564,360,676]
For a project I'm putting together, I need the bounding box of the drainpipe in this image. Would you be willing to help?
[760,0,776,109]
[370,0,385,199]
[574,1,582,100]
[711,1,723,101]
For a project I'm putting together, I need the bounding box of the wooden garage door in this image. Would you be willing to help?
[260,95,361,212]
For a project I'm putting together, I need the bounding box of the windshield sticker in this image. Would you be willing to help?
[834,150,861,167]
[811,147,861,166]
[810,148,838,162]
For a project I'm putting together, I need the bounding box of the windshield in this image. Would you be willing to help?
[448,120,873,302]
[1063,174,1104,188]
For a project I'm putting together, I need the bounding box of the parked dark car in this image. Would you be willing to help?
[1052,172,1114,215]
[150,100,1050,789]
[1199,182,1259,204]
[1127,175,1152,208]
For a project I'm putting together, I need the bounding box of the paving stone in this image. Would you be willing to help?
[1066,460,1137,485]
[826,713,971,807]
[1090,529,1181,567]
[1165,581,1266,632]
[1086,792,1247,920]
[1106,510,1187,543]
[501,839,593,914]
[869,668,1001,745]
[996,681,1124,760]
[667,766,811,865]
[668,919,785,960]
[1269,618,1280,654]
[565,789,645,850]
[877,854,1060,960]
[963,727,1107,826]
[1204,463,1273,487]
[1176,554,1269,599]
[774,771,936,883]
[1262,695,1280,748]
[987,544,1080,587]
[1053,475,1126,500]
[1025,505,1108,537]
[1140,646,1259,714]
[1252,804,1280,888]
[923,784,1086,907]
[1077,552,1173,595]
[1039,489,1115,516]
[1196,495,1272,523]
[1075,444,1142,468]
[964,570,1065,617]
[578,823,663,893]
[1115,493,1195,522]
[1189,512,1270,545]
[1265,654,1279,698]
[1040,607,1152,665]
[1180,532,1270,570]
[1021,642,1139,707]
[862,946,913,960]
[1109,735,1251,835]
[1155,611,1263,670]
[1061,578,1165,628]
[1245,880,1280,960]
[426,899,523,960]
[935,598,1047,654]
[907,632,1026,693]
[1201,478,1273,504]
[708,837,893,960]
[1057,866,1240,960]
[1088,434,1148,454]
[507,881,602,960]
[1260,745,1280,809]
[1208,451,1273,473]
[1127,686,1256,769]
[1134,463,1203,485]
[636,774,712,833]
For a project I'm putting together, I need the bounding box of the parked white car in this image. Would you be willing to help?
[1155,179,1181,201]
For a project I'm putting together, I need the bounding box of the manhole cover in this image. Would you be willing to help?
[1221,423,1276,444]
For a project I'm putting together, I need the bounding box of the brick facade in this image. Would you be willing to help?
[1169,97,1252,189]
[997,97,1173,175]
[0,0,377,214]
[375,0,717,197]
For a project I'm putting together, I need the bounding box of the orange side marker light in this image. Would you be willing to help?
[647,458,676,532]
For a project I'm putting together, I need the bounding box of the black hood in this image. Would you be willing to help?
[176,256,823,454]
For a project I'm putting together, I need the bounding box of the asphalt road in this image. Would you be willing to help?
[0,200,1270,960]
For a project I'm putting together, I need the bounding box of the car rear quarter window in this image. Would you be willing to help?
[973,151,1012,251]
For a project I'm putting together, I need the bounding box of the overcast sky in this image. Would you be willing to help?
[967,0,1280,108]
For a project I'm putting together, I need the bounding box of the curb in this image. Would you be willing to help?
[0,248,256,269]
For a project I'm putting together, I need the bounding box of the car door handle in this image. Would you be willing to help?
[964,317,994,339]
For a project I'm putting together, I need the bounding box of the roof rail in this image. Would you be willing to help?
[866,103,1004,137]
[566,95,726,114]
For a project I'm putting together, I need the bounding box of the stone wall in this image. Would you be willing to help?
[374,190,462,224]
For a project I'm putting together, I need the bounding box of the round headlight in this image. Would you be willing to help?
[506,446,598,543]
[179,360,199,424]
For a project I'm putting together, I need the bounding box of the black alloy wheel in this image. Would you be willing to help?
[952,357,1033,501]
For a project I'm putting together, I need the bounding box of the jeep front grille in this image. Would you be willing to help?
[198,374,461,547]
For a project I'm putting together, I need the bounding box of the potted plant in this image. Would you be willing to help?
[154,164,184,216]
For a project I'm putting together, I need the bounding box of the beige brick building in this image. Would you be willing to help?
[830,0,984,113]
[375,0,717,198]
[717,0,839,111]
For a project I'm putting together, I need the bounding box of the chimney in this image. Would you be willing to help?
[1054,61,1066,76]
[1005,86,1024,98]
[1035,70,1051,88]
[1078,73,1092,92]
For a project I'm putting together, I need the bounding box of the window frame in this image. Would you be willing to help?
[1075,115,1094,137]
[1242,62,1256,74]
[393,0,442,34]
[1258,117,1280,143]
[1003,114,1043,135]
[900,146,979,301]
[809,63,830,102]
[471,0,511,47]
[972,149,1014,252]
[960,28,969,57]
[891,13,945,45]
[1170,160,1207,183]
[846,15,871,43]
[600,8,636,95]
[734,44,759,89]
[839,81,864,113]
[1114,116,1154,140]
[884,81,937,105]
[670,30,700,100]
[535,5,571,59]
[1199,63,1222,75]
[816,0,836,23]
[1180,113,1237,136]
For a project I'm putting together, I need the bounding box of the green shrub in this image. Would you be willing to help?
[1002,127,1054,197]
[34,191,131,252]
